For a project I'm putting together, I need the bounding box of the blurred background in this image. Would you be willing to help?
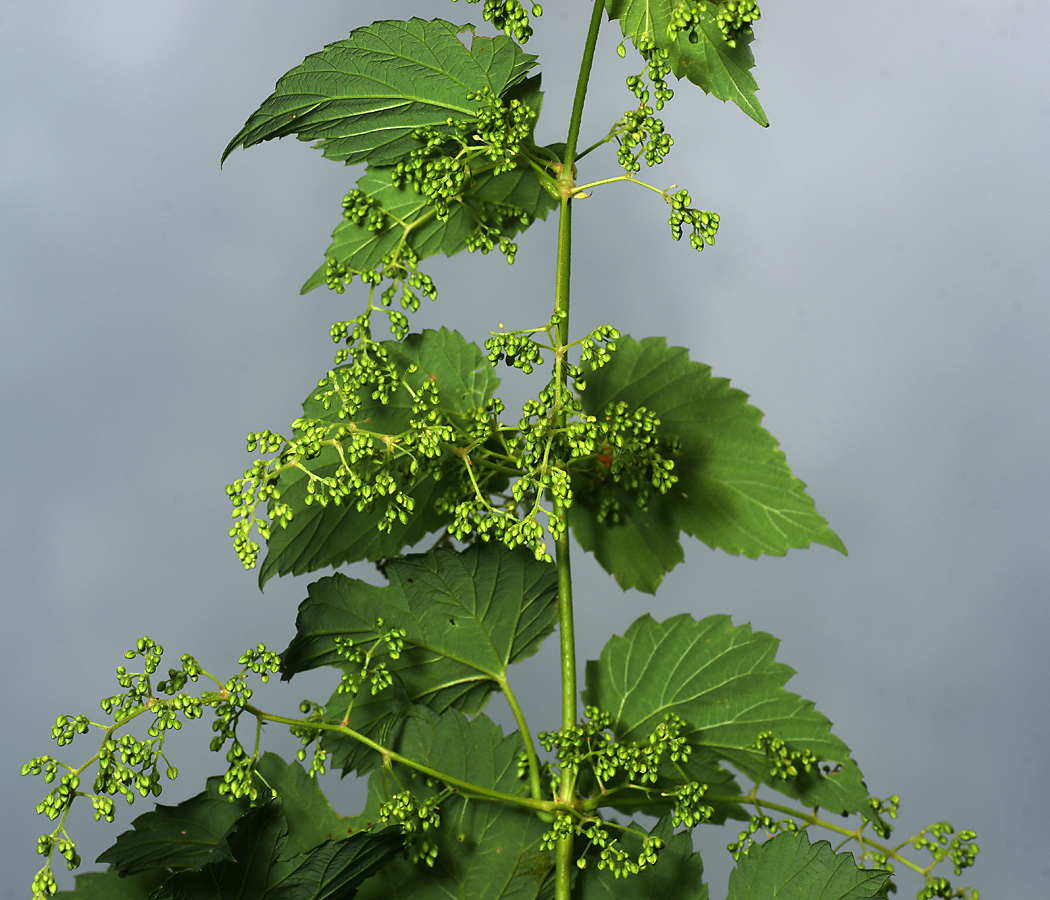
[2,1,1048,895]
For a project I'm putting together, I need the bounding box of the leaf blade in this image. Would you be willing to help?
[222,18,537,166]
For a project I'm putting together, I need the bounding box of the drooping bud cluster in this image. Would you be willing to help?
[667,1,761,49]
[726,814,801,859]
[668,188,719,251]
[450,0,543,44]
[379,790,444,866]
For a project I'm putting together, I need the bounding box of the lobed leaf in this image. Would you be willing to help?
[604,0,768,126]
[222,18,537,166]
[346,708,555,900]
[726,831,890,900]
[148,799,403,900]
[96,776,247,875]
[281,542,558,775]
[259,328,500,586]
[570,335,846,592]
[583,614,873,819]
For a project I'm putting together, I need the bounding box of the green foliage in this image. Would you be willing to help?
[726,831,891,899]
[25,4,981,900]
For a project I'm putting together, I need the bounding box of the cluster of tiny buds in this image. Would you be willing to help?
[379,790,444,866]
[667,1,761,49]
[541,814,665,879]
[726,814,800,859]
[616,106,673,173]
[751,730,820,780]
[668,189,719,251]
[452,0,542,44]
[619,36,674,111]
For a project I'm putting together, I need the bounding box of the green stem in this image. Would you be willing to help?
[250,706,558,814]
[553,5,607,899]
[499,673,545,805]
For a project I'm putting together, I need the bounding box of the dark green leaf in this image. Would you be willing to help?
[570,336,846,592]
[151,801,290,899]
[56,869,167,900]
[254,753,355,854]
[267,830,405,900]
[96,777,247,875]
[347,709,554,900]
[584,614,873,819]
[148,798,402,900]
[281,542,558,775]
[575,816,708,900]
[726,831,890,900]
[260,328,500,586]
[604,0,767,126]
[222,18,537,166]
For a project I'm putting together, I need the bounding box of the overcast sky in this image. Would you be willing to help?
[3,2,1048,896]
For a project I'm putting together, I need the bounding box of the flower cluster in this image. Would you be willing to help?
[668,188,719,251]
[392,88,536,218]
[726,814,801,859]
[451,0,542,44]
[379,789,445,866]
[667,1,761,49]
[751,730,821,780]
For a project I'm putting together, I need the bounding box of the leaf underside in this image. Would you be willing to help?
[571,335,846,593]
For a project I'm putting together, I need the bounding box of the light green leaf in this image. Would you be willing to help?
[55,869,167,900]
[222,18,537,166]
[583,614,873,819]
[259,328,500,586]
[726,831,890,900]
[96,777,247,875]
[281,542,558,775]
[570,335,846,592]
[575,816,708,900]
[346,709,554,900]
[302,153,556,294]
[604,0,767,126]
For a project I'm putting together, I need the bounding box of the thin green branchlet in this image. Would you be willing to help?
[25,3,983,899]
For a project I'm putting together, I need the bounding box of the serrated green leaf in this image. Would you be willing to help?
[726,831,890,900]
[281,542,558,775]
[604,0,767,126]
[254,753,355,854]
[259,328,500,586]
[347,709,554,900]
[96,777,248,875]
[583,614,873,819]
[56,869,167,900]
[148,800,403,900]
[222,18,537,166]
[575,816,708,900]
[302,155,556,294]
[570,336,846,592]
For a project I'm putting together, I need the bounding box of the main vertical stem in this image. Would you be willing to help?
[553,4,606,899]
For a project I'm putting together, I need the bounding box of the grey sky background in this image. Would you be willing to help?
[2,1,1048,896]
